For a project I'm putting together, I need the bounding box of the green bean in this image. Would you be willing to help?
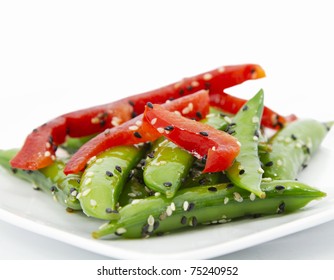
[226,89,266,198]
[93,180,325,239]
[78,144,147,220]
[260,119,333,180]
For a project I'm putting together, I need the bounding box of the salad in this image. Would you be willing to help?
[0,64,331,239]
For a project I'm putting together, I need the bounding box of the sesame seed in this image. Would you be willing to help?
[196,111,203,119]
[257,167,264,174]
[116,227,127,235]
[154,192,161,197]
[199,131,209,136]
[170,202,176,211]
[191,80,199,87]
[233,192,243,202]
[183,201,189,211]
[147,215,155,226]
[133,131,142,138]
[190,216,198,227]
[265,161,274,167]
[252,116,260,123]
[164,125,174,131]
[45,142,51,149]
[135,120,142,126]
[111,116,121,127]
[203,73,212,81]
[82,188,91,196]
[291,134,297,140]
[174,110,181,116]
[146,102,153,109]
[85,178,92,186]
[242,105,248,111]
[239,169,245,175]
[86,171,94,177]
[96,158,103,164]
[224,116,232,124]
[227,183,234,189]
[224,197,229,204]
[262,177,273,182]
[249,193,256,201]
[50,186,57,192]
[147,152,154,159]
[163,182,172,187]
[166,206,173,216]
[150,118,157,125]
[187,202,195,211]
[253,135,259,141]
[217,66,225,73]
[181,216,187,225]
[90,199,97,207]
[182,107,190,115]
[236,141,242,147]
[129,125,139,131]
[105,170,113,177]
[208,186,217,192]
[104,129,110,135]
[44,151,51,157]
[277,202,285,214]
[115,165,122,173]
[275,185,285,191]
[276,159,283,166]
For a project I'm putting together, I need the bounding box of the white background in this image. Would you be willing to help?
[0,0,334,260]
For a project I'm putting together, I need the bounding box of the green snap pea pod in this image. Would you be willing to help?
[78,144,147,220]
[60,134,96,154]
[143,138,195,198]
[92,180,325,239]
[118,167,153,206]
[0,149,81,210]
[260,119,333,180]
[226,89,266,198]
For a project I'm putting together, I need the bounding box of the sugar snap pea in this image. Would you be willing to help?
[93,180,325,239]
[226,89,266,198]
[143,138,195,198]
[0,149,81,211]
[77,144,147,220]
[260,119,333,180]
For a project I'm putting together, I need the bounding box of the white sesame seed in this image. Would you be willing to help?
[224,116,232,124]
[116,227,127,235]
[147,225,154,233]
[86,171,94,177]
[82,188,91,196]
[183,201,189,211]
[44,151,51,157]
[96,158,103,164]
[191,81,199,87]
[51,155,56,161]
[174,110,181,116]
[150,118,157,125]
[147,215,155,226]
[76,192,82,199]
[170,202,176,211]
[157,127,165,133]
[87,156,97,165]
[131,199,141,205]
[71,190,78,197]
[233,192,243,202]
[295,142,302,148]
[249,193,256,201]
[45,142,51,149]
[262,177,273,182]
[128,192,136,197]
[129,125,139,131]
[182,107,190,115]
[236,141,242,147]
[91,117,99,124]
[277,159,283,166]
[203,73,213,81]
[90,199,97,207]
[217,66,225,73]
[104,129,110,135]
[111,116,121,127]
[188,102,193,111]
[253,135,259,141]
[224,197,229,204]
[257,167,264,174]
[252,116,260,123]
[135,120,142,126]
[238,165,244,170]
[84,178,92,186]
[166,206,173,216]
[154,192,161,197]
[212,146,216,151]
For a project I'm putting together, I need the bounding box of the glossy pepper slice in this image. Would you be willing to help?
[142,103,241,173]
[210,90,297,129]
[11,64,264,171]
[93,180,326,239]
[64,90,210,175]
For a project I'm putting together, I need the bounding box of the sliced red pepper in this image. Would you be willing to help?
[210,91,297,129]
[142,103,241,173]
[64,90,210,174]
[10,64,264,171]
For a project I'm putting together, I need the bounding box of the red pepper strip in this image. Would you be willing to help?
[143,104,240,173]
[10,64,263,171]
[210,91,297,129]
[64,90,210,174]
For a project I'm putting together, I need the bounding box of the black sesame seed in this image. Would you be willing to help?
[11,168,18,174]
[146,102,154,109]
[199,131,209,136]
[133,131,142,138]
[250,68,256,75]
[219,113,226,118]
[163,182,172,187]
[179,88,185,95]
[105,208,112,213]
[227,183,234,189]
[199,178,207,185]
[77,178,81,184]
[32,128,38,133]
[227,129,235,135]
[186,85,193,91]
[106,170,114,177]
[99,119,106,127]
[52,144,58,152]
[275,185,285,191]
[277,202,285,214]
[48,135,54,144]
[291,134,297,140]
[147,152,155,159]
[115,166,122,173]
[131,111,137,118]
[196,111,203,119]
[128,100,135,106]
[181,216,187,225]
[164,125,174,131]
[204,82,211,89]
[191,216,198,227]
[153,221,160,230]
[201,155,207,164]
[242,105,249,111]
[69,187,77,194]
[50,185,57,192]
[254,130,260,138]
[239,169,245,175]
[208,186,217,192]
[187,202,195,211]
[265,161,274,167]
